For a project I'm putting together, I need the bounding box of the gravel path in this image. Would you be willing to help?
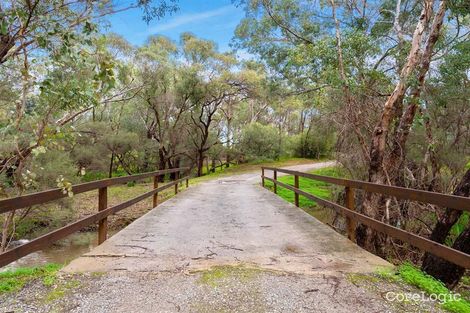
[2,162,440,313]
[1,267,443,313]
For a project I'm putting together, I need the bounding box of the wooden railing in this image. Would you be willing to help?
[261,167,470,269]
[0,167,190,268]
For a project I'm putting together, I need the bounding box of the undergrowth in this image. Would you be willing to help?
[0,263,62,293]
[264,166,343,206]
[378,263,470,313]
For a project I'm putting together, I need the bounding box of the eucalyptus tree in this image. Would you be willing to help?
[0,0,177,251]
[234,0,470,283]
[180,33,248,176]
[135,35,187,174]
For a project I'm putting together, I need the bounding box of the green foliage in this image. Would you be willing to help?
[447,213,469,245]
[81,169,129,182]
[0,263,61,293]
[264,166,344,208]
[399,263,449,295]
[378,263,470,313]
[239,123,281,161]
[81,171,109,182]
[33,150,79,189]
[398,263,470,313]
[292,131,335,159]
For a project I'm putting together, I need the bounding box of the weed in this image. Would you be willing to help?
[44,279,81,303]
[265,166,344,202]
[197,265,261,288]
[0,263,62,293]
[377,263,470,313]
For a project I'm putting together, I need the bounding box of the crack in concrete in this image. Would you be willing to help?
[115,244,150,251]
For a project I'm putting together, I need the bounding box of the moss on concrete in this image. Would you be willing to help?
[197,265,262,288]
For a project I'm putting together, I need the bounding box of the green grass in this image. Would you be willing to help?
[262,166,345,223]
[378,263,470,313]
[192,158,321,183]
[0,263,62,293]
[197,265,262,288]
[264,166,344,206]
[44,278,81,303]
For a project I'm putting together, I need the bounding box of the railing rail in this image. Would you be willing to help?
[0,167,190,268]
[261,167,470,269]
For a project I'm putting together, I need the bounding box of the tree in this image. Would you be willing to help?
[0,0,177,251]
[240,123,280,161]
[235,0,470,285]
[179,34,244,176]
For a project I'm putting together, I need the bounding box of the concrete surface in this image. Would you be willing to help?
[1,162,415,313]
[64,161,390,275]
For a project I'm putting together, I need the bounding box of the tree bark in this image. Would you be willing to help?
[422,226,470,289]
[158,148,166,182]
[197,152,204,177]
[367,0,433,185]
[387,1,446,185]
[357,0,434,254]
[108,153,114,178]
[422,168,470,286]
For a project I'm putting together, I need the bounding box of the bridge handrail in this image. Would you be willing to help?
[0,167,190,267]
[261,167,470,269]
[0,168,188,214]
[261,166,470,212]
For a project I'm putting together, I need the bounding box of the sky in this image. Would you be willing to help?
[105,0,245,52]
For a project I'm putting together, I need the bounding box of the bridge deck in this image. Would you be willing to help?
[65,164,390,275]
[3,164,446,313]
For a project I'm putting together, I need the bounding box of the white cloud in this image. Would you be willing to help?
[149,5,235,33]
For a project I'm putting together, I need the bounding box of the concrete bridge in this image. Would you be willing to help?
[65,162,389,275]
[6,161,463,312]
[53,162,399,312]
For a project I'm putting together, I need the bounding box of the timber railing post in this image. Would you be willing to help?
[345,186,356,242]
[294,175,299,207]
[273,170,277,194]
[98,187,108,244]
[175,171,179,194]
[153,175,159,207]
[261,168,265,187]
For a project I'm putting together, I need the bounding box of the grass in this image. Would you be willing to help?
[0,263,62,293]
[263,166,345,222]
[197,265,262,288]
[264,166,343,205]
[44,278,81,303]
[191,157,322,184]
[378,263,470,313]
[0,263,83,304]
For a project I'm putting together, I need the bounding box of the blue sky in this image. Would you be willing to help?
[105,0,245,52]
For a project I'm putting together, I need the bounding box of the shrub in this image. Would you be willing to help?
[239,123,281,161]
[293,130,334,159]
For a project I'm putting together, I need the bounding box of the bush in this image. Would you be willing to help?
[239,123,281,161]
[293,131,334,159]
[34,150,79,189]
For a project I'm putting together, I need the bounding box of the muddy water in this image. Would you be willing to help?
[4,231,115,270]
